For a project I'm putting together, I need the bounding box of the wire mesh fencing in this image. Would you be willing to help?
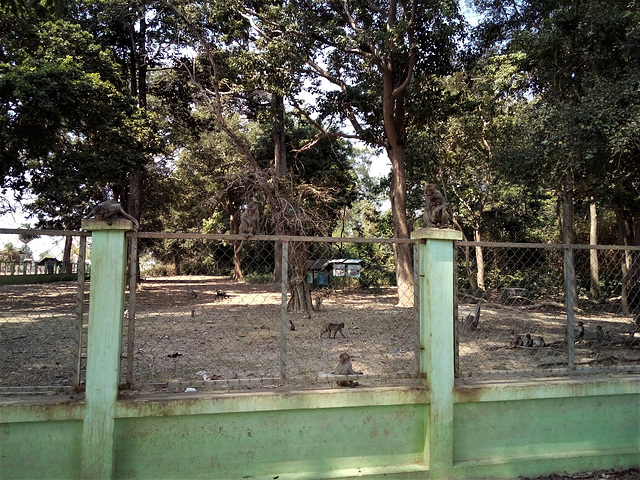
[0,229,89,393]
[124,233,421,393]
[456,242,640,381]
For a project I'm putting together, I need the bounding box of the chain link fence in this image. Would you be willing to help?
[0,230,89,393]
[4,228,639,394]
[456,242,640,380]
[124,233,420,393]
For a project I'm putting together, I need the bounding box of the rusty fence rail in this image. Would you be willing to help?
[455,241,640,380]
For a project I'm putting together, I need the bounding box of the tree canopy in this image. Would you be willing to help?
[1,0,638,296]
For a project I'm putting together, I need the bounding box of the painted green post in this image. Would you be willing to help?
[80,219,132,479]
[411,227,462,479]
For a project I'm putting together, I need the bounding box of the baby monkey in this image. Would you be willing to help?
[320,322,346,339]
[423,183,450,227]
[334,352,362,387]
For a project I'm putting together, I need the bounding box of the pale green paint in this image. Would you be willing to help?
[453,395,639,461]
[80,219,131,480]
[113,386,429,417]
[113,404,427,479]
[413,228,463,477]
[0,420,83,479]
[1,225,638,480]
[454,374,640,402]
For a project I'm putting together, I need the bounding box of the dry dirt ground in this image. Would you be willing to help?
[1,277,639,390]
[456,299,640,380]
[519,468,639,479]
[1,279,638,478]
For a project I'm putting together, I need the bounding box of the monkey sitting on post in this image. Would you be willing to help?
[84,200,139,229]
[320,322,346,339]
[334,352,362,387]
[423,183,450,228]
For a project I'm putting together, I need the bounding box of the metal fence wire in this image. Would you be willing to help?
[123,233,421,392]
[0,231,89,393]
[456,242,640,380]
[2,229,639,395]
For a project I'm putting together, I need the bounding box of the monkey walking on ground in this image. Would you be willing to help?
[215,290,229,300]
[334,352,363,387]
[84,200,139,229]
[186,287,197,299]
[320,322,346,339]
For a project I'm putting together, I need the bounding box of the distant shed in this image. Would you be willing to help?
[306,258,363,285]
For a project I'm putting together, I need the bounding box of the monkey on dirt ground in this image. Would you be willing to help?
[320,322,346,339]
[84,200,139,229]
[509,330,523,348]
[215,290,229,300]
[334,352,363,387]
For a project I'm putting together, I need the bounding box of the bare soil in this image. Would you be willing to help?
[519,468,639,479]
[1,277,638,391]
[1,280,638,478]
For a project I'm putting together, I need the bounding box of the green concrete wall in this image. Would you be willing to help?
[1,420,83,479]
[1,225,638,480]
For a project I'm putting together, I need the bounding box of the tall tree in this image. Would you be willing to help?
[0,18,159,264]
[236,0,464,304]
[472,0,640,306]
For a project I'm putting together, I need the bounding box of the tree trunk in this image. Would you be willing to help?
[614,203,635,315]
[229,198,244,282]
[232,242,244,282]
[388,145,413,306]
[286,242,311,317]
[473,227,485,291]
[272,94,287,177]
[589,201,600,297]
[127,7,147,281]
[63,235,73,274]
[382,67,412,307]
[560,171,578,306]
[272,93,287,283]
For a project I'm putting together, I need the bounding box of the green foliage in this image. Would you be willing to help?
[244,272,274,284]
[333,242,396,288]
[0,19,160,227]
[472,0,640,234]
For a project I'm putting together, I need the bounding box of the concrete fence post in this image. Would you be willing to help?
[411,227,462,479]
[79,219,133,479]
